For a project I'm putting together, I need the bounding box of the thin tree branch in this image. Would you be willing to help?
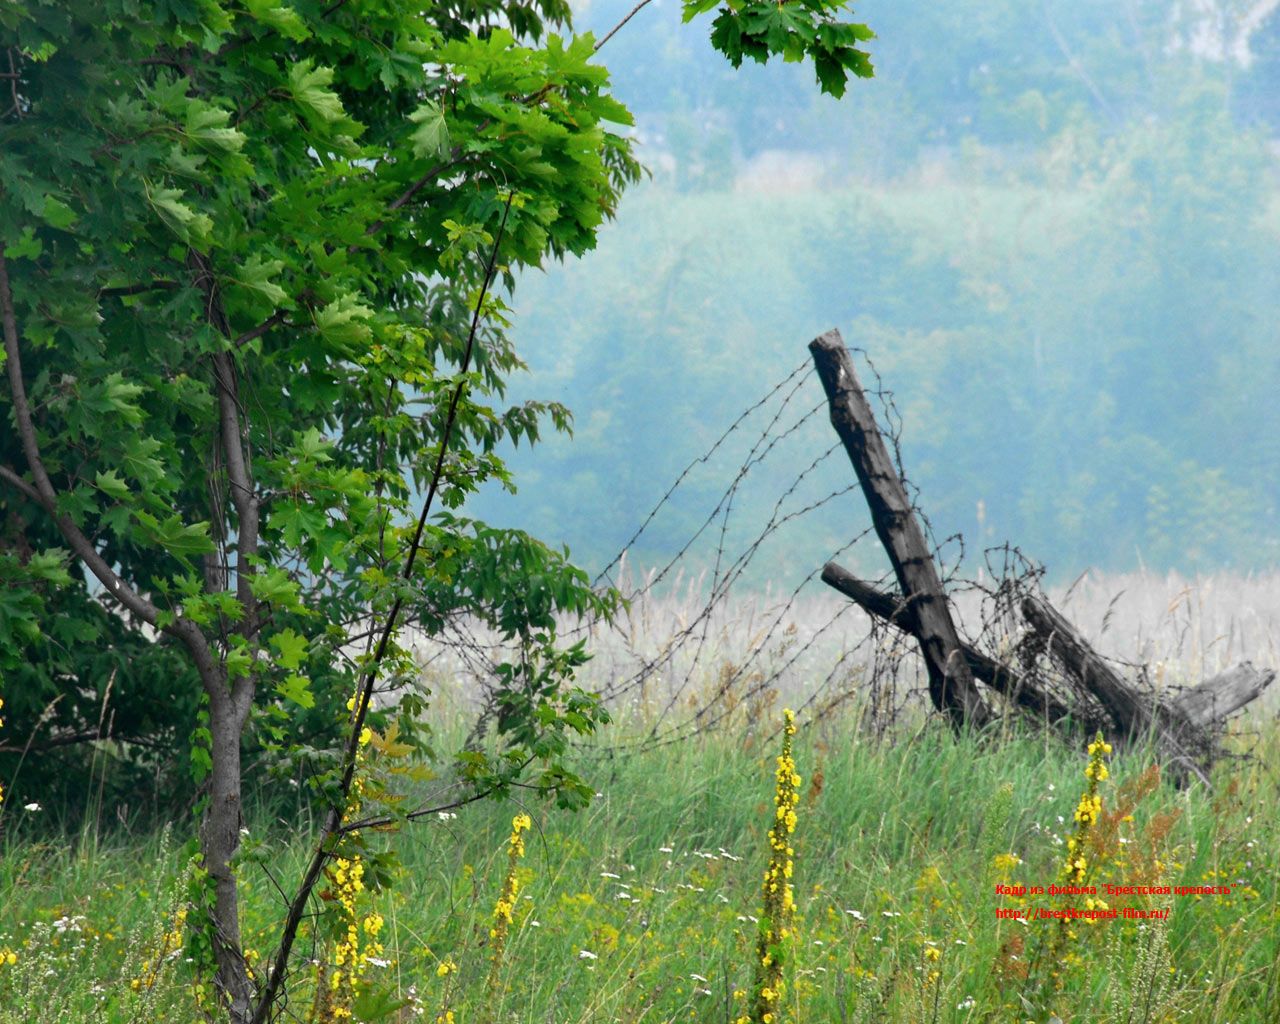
[5,48,20,121]
[1,253,161,626]
[0,464,41,503]
[1041,0,1120,125]
[594,0,656,51]
[0,729,170,754]
[0,256,224,715]
[360,151,467,240]
[338,755,536,834]
[99,279,180,298]
[249,192,516,1024]
[233,309,287,349]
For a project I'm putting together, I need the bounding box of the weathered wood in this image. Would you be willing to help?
[1020,594,1210,786]
[1172,662,1276,729]
[821,562,1100,732]
[1020,595,1147,734]
[809,330,991,730]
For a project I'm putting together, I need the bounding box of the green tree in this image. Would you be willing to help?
[0,0,874,1020]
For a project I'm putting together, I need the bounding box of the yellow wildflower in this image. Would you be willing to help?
[751,709,801,1024]
[481,813,534,1019]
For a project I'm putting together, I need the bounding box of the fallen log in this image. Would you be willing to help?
[1020,594,1211,786]
[810,330,992,731]
[821,562,1103,733]
[1171,662,1275,730]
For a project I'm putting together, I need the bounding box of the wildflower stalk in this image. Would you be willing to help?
[1062,732,1111,888]
[316,725,384,1023]
[433,956,459,1024]
[481,813,533,1022]
[130,907,188,993]
[1035,731,1112,998]
[745,708,801,1024]
[323,852,385,1019]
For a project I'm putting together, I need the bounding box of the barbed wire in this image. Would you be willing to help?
[415,344,993,748]
[442,346,920,749]
[593,358,814,592]
[408,340,1260,772]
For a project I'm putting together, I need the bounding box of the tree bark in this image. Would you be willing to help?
[809,329,991,731]
[200,262,261,1021]
[204,688,255,1022]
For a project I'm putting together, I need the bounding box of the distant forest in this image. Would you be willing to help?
[466,0,1280,582]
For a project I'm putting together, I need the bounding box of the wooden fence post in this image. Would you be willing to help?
[809,329,991,731]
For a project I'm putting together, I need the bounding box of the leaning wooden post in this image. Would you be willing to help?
[809,329,992,731]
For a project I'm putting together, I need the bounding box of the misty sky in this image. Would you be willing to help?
[465,0,1280,585]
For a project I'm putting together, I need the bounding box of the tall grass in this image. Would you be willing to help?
[2,572,1278,1022]
[2,712,1276,1023]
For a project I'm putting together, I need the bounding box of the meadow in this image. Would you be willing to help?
[1,571,1277,1024]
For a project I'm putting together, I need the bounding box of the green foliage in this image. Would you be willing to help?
[684,0,874,98]
[0,0,647,810]
[0,2,879,1014]
[0,531,202,812]
[0,0,880,808]
[0,0,880,1008]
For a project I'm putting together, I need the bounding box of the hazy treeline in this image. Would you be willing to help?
[466,0,1280,582]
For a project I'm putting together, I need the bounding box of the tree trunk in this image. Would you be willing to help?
[204,690,255,1023]
[809,329,992,731]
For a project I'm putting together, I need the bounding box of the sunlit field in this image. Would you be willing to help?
[2,571,1277,1024]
